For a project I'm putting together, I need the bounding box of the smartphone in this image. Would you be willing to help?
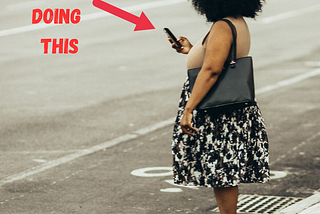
[164,28,182,48]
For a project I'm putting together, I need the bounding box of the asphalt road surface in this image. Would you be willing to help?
[1,0,320,213]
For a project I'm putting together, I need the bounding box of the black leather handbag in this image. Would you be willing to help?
[188,19,255,110]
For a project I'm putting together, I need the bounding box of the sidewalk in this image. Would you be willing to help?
[275,191,320,214]
[212,192,320,214]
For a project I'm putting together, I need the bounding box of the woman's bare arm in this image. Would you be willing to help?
[180,21,233,135]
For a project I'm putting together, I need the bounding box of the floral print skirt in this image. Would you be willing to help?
[172,79,270,188]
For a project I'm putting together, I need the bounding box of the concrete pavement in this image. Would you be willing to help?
[1,0,320,213]
[275,191,320,214]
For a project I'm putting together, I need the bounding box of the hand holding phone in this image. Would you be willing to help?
[164,28,193,54]
[164,28,182,49]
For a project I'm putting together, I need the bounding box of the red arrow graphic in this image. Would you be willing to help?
[92,0,155,31]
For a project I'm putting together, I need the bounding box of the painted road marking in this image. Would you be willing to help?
[270,131,320,167]
[131,167,287,181]
[260,3,320,24]
[0,150,81,154]
[0,119,174,187]
[0,0,186,37]
[255,68,320,95]
[32,159,47,163]
[2,0,319,36]
[7,1,42,11]
[270,171,287,180]
[1,68,320,187]
[164,179,199,190]
[130,167,287,193]
[160,188,183,193]
[304,61,320,68]
[131,167,173,177]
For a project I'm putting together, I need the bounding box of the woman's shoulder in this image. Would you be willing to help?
[212,17,248,32]
[206,17,241,41]
[204,20,234,47]
[210,17,251,58]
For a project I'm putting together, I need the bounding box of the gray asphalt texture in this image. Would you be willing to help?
[1,0,320,213]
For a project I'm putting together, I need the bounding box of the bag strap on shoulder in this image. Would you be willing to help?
[221,19,237,68]
[202,19,238,68]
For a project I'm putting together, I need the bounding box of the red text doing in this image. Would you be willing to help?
[33,9,81,54]
[32,9,81,24]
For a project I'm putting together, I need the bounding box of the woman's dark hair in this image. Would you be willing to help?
[191,0,265,22]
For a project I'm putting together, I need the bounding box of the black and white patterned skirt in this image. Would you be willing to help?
[172,78,270,188]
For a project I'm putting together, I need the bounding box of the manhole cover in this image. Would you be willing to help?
[211,194,303,213]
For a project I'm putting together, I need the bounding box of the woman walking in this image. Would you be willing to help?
[170,1,269,213]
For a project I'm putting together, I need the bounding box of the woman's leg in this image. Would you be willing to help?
[214,186,238,214]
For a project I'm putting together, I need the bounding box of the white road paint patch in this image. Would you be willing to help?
[123,147,133,153]
[160,188,183,193]
[6,1,42,11]
[118,66,128,71]
[0,23,55,37]
[260,3,320,24]
[0,0,186,37]
[164,179,199,190]
[271,171,288,180]
[131,167,172,177]
[32,159,47,163]
[1,68,320,187]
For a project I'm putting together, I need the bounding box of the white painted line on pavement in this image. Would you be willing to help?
[304,61,320,68]
[32,159,47,163]
[0,0,186,37]
[0,118,175,187]
[1,68,320,187]
[275,191,320,214]
[0,150,81,154]
[256,68,320,95]
[7,1,42,11]
[260,3,320,24]
[82,0,186,22]
[269,119,320,167]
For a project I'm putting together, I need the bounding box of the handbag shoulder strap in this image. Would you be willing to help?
[202,19,238,68]
[221,19,237,67]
